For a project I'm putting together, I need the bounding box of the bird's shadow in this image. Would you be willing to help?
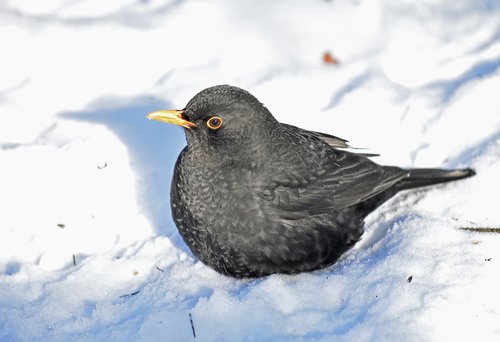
[60,95,191,254]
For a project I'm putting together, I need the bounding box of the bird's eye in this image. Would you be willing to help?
[206,116,223,130]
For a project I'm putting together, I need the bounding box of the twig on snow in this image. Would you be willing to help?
[189,312,196,338]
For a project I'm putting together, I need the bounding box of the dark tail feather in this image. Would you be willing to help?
[354,167,475,218]
[397,167,476,191]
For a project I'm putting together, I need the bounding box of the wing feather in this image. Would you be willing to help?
[254,126,408,219]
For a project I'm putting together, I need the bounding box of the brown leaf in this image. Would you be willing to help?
[323,51,340,65]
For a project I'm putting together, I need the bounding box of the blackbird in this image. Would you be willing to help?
[147,85,475,278]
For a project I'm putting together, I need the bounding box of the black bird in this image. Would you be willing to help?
[147,85,475,278]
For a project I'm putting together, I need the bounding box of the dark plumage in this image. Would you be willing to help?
[147,85,475,278]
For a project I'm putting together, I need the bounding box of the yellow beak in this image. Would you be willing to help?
[146,109,197,129]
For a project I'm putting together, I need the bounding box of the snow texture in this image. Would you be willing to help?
[1,0,500,341]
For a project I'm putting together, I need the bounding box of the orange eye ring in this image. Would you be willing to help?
[206,116,223,130]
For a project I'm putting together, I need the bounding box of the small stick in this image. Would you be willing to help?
[189,313,196,338]
[72,254,76,266]
[119,290,141,299]
[460,227,500,233]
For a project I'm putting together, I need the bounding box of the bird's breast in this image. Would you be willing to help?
[173,155,261,231]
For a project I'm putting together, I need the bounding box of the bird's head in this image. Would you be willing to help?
[147,85,279,156]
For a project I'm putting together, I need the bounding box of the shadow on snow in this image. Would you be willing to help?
[60,95,191,254]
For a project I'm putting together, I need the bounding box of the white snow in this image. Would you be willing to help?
[1,0,500,341]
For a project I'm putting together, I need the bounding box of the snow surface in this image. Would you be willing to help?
[1,0,500,341]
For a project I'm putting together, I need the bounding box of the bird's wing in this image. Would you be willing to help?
[309,131,350,149]
[282,123,379,157]
[254,130,408,218]
[280,123,350,149]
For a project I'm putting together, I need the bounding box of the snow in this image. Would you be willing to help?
[1,0,500,340]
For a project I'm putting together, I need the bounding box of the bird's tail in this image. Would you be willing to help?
[354,167,475,218]
[396,167,476,191]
